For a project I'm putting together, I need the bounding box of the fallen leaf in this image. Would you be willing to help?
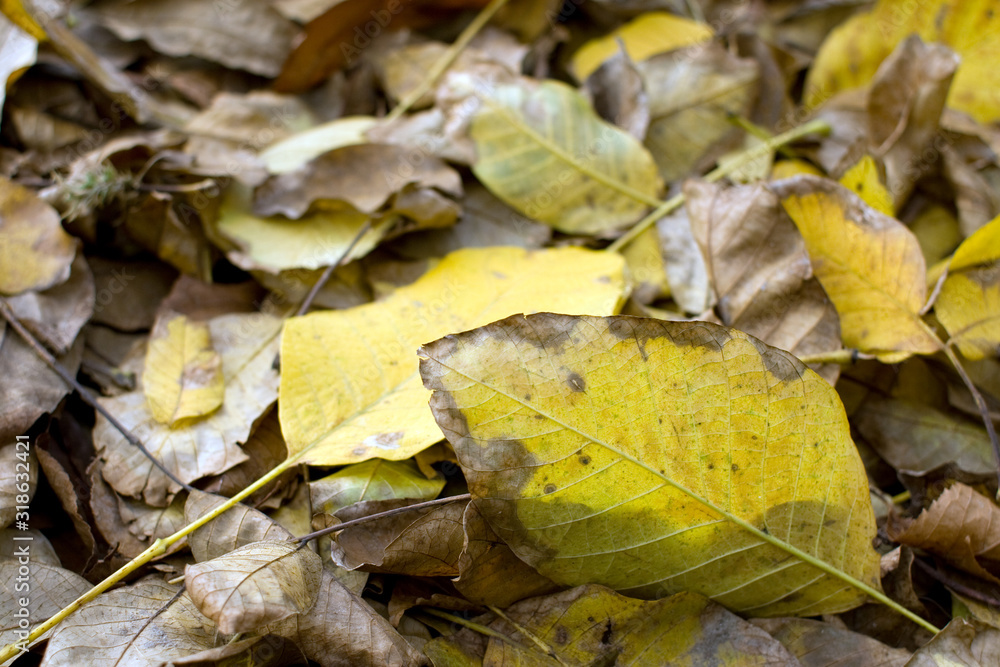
[266,570,428,666]
[143,313,225,425]
[279,246,625,466]
[773,176,942,358]
[437,585,798,665]
[582,44,649,141]
[0,177,77,295]
[258,116,377,175]
[752,617,910,667]
[570,12,713,80]
[805,0,1000,124]
[184,490,294,563]
[86,0,297,77]
[889,483,1000,583]
[0,559,90,650]
[0,15,37,114]
[4,254,94,355]
[656,206,714,315]
[421,313,882,616]
[904,617,1000,666]
[310,459,444,516]
[41,576,221,666]
[854,396,995,478]
[640,42,759,183]
[185,540,322,635]
[468,76,663,234]
[95,313,281,505]
[839,155,893,215]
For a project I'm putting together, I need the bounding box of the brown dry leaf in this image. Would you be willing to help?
[116,492,187,544]
[0,177,77,296]
[904,618,1000,666]
[867,36,958,206]
[454,501,558,607]
[584,43,650,140]
[656,206,714,315]
[0,442,36,530]
[640,42,759,183]
[121,191,215,281]
[41,576,221,666]
[752,617,910,667]
[87,256,177,332]
[334,499,466,576]
[185,540,322,635]
[267,569,428,667]
[95,313,281,505]
[85,0,297,78]
[888,483,1000,583]
[198,407,294,502]
[0,559,90,650]
[854,396,995,478]
[184,489,294,563]
[253,143,462,219]
[4,254,94,355]
[686,180,841,382]
[431,585,797,665]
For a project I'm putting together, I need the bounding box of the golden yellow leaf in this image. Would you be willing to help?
[469,78,662,234]
[935,215,1000,359]
[838,155,893,215]
[0,177,77,296]
[420,313,882,617]
[773,176,942,358]
[143,313,225,425]
[279,247,626,467]
[805,0,1000,124]
[771,160,823,179]
[570,12,713,80]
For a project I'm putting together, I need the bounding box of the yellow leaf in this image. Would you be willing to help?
[0,0,46,41]
[279,247,626,467]
[0,177,77,296]
[771,159,823,179]
[310,459,445,515]
[773,176,942,358]
[937,269,1000,360]
[144,314,225,425]
[838,155,893,215]
[950,214,1000,272]
[805,0,1000,124]
[420,313,882,617]
[570,12,713,80]
[469,78,662,234]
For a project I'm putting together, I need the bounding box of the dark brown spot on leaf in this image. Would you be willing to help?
[566,372,585,392]
[579,455,591,465]
[731,464,739,472]
[554,625,569,645]
[544,484,557,494]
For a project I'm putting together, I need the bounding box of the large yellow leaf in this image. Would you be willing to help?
[773,176,942,358]
[420,313,882,617]
[279,247,626,467]
[570,12,713,80]
[805,0,1000,124]
[469,78,662,234]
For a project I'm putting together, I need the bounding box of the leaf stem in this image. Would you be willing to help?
[942,343,1000,496]
[384,0,511,123]
[606,118,830,254]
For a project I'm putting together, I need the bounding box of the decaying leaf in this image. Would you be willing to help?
[42,577,221,667]
[185,540,322,635]
[752,617,910,666]
[279,246,625,467]
[468,76,663,234]
[0,559,90,651]
[773,176,942,359]
[421,313,882,616]
[0,178,77,296]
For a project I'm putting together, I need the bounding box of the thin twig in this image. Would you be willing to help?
[295,220,372,317]
[295,493,472,543]
[913,557,1000,608]
[489,605,568,665]
[0,298,195,493]
[942,344,1000,496]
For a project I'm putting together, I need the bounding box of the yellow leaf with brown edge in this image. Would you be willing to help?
[570,12,713,80]
[773,176,942,360]
[420,313,882,617]
[279,247,626,467]
[144,313,225,425]
[805,0,1000,124]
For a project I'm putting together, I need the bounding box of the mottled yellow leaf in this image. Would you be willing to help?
[805,0,1000,124]
[0,177,77,296]
[279,247,626,467]
[469,78,662,234]
[420,313,881,617]
[773,176,942,358]
[570,12,713,80]
[144,314,224,425]
[839,155,893,215]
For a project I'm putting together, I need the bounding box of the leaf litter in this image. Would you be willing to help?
[2,0,1000,665]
